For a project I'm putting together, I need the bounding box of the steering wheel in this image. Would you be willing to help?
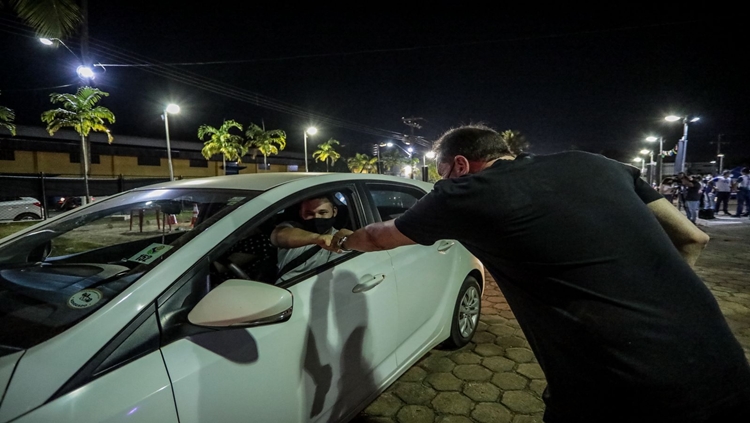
[214,258,250,280]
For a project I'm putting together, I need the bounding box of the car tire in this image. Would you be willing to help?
[440,275,481,350]
[14,213,40,221]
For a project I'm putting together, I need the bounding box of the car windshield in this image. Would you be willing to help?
[0,188,260,354]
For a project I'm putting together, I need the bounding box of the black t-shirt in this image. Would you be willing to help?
[684,179,702,201]
[395,151,750,421]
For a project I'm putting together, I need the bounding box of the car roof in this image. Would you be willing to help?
[132,172,434,192]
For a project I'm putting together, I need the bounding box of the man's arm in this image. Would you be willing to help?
[336,219,416,252]
[647,198,709,266]
[270,226,338,252]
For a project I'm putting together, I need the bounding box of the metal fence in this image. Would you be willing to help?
[0,174,175,219]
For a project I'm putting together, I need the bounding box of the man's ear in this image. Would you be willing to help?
[453,155,471,176]
[332,206,338,217]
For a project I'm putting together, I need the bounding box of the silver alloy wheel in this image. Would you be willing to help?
[458,285,480,337]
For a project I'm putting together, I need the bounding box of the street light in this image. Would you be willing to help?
[632,157,645,175]
[39,37,95,80]
[303,126,317,172]
[162,103,180,181]
[665,115,700,174]
[639,148,655,186]
[717,153,725,173]
[645,136,664,184]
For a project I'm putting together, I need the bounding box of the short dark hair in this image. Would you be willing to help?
[434,123,523,163]
[302,193,336,207]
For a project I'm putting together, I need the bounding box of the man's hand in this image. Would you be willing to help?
[315,233,340,253]
[331,229,353,251]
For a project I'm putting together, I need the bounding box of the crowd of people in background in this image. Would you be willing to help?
[656,167,750,224]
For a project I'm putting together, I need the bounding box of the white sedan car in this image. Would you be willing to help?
[0,197,44,221]
[0,172,484,423]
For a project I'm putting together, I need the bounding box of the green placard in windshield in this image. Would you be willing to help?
[128,243,174,265]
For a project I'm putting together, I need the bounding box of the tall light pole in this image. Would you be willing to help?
[639,149,655,186]
[632,157,645,176]
[666,115,700,174]
[645,136,664,183]
[373,143,384,174]
[162,103,180,181]
[717,154,725,173]
[303,126,317,172]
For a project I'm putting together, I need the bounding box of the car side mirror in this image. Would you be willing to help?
[188,279,293,328]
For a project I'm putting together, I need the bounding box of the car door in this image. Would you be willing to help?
[157,183,399,423]
[363,182,459,363]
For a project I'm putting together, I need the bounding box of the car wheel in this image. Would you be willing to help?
[440,275,481,350]
[14,213,40,221]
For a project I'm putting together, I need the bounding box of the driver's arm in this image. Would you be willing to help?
[270,225,336,250]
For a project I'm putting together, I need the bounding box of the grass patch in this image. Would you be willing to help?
[0,221,40,240]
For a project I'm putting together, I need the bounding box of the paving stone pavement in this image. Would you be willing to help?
[352,217,750,423]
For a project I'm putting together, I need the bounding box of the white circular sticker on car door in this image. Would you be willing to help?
[68,289,103,309]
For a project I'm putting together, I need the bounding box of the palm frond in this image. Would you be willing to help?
[10,0,82,39]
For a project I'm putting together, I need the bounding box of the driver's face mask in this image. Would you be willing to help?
[301,217,336,234]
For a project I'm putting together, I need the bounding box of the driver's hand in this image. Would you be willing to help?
[315,234,340,252]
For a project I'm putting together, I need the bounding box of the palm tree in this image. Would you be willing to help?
[0,91,16,136]
[312,138,341,172]
[41,86,114,203]
[347,153,378,174]
[198,119,246,175]
[501,129,530,153]
[5,0,83,39]
[245,122,286,171]
[404,155,420,179]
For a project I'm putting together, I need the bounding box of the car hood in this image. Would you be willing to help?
[0,350,24,409]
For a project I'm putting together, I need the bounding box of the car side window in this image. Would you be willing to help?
[366,184,425,221]
[203,187,360,288]
[272,188,359,286]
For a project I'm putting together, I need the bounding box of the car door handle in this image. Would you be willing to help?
[437,241,455,253]
[352,274,386,293]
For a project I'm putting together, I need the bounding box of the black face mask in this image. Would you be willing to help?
[301,217,336,234]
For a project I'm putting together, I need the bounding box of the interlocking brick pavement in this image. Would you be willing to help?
[353,218,750,423]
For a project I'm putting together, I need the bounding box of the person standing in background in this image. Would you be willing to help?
[710,170,733,216]
[733,167,750,218]
[678,173,702,224]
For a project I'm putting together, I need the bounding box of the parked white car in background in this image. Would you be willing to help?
[0,197,44,221]
[0,172,484,423]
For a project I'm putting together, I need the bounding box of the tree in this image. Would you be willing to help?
[245,122,286,171]
[198,119,246,175]
[4,0,83,39]
[41,86,114,203]
[312,138,341,172]
[501,129,530,154]
[0,91,16,136]
[379,150,402,174]
[347,153,378,174]
[404,155,420,179]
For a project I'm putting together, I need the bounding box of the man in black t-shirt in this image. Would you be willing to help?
[334,124,750,422]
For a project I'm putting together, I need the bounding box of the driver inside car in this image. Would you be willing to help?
[270,194,346,285]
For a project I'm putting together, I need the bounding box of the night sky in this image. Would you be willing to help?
[1,5,747,168]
